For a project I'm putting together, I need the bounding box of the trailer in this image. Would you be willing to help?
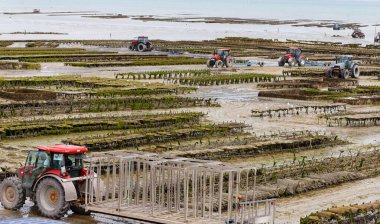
[83,152,276,224]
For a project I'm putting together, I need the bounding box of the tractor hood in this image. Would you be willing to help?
[333,63,345,69]
[285,54,294,59]
[211,55,221,60]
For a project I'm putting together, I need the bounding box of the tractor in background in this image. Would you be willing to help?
[129,36,153,52]
[278,47,307,67]
[327,55,360,79]
[207,48,235,68]
[0,144,104,219]
[333,23,341,30]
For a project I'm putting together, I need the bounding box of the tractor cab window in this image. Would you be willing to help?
[65,154,84,168]
[138,37,148,42]
[36,152,50,168]
[51,153,64,170]
[287,49,296,54]
[337,56,351,64]
[287,49,301,56]
[65,154,84,177]
[217,50,229,56]
[25,151,39,167]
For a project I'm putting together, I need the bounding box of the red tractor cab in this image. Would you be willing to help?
[129,36,152,52]
[0,144,104,219]
[278,47,306,67]
[207,48,235,68]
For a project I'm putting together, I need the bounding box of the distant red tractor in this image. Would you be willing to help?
[352,28,365,39]
[129,36,152,52]
[278,48,307,67]
[0,144,104,219]
[207,48,235,68]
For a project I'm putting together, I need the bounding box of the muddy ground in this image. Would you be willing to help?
[1,47,380,223]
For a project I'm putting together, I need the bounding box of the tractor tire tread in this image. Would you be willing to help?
[36,177,70,219]
[0,176,25,210]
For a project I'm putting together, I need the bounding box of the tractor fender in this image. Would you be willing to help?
[32,174,78,202]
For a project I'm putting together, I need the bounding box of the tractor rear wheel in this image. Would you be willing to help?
[298,57,306,67]
[36,178,70,219]
[351,64,360,78]
[137,43,146,52]
[215,60,224,68]
[0,177,25,210]
[288,58,297,67]
[226,57,235,67]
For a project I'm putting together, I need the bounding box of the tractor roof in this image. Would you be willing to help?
[37,144,88,154]
[138,36,148,38]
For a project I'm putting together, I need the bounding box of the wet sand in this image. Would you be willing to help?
[1,63,380,223]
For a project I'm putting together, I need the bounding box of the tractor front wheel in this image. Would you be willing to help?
[36,178,70,219]
[0,177,25,210]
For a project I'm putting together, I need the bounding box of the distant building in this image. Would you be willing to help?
[33,9,40,14]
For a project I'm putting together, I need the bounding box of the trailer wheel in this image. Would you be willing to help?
[36,178,70,219]
[351,64,360,78]
[0,177,25,210]
[137,43,146,52]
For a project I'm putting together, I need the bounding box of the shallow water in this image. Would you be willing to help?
[0,0,379,43]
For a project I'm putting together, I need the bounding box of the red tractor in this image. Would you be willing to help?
[352,28,365,39]
[129,36,152,52]
[0,144,104,219]
[278,48,306,67]
[207,48,235,68]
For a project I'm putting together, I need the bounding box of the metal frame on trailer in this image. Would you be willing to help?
[84,152,275,224]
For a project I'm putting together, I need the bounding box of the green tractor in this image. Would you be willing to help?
[327,55,360,79]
